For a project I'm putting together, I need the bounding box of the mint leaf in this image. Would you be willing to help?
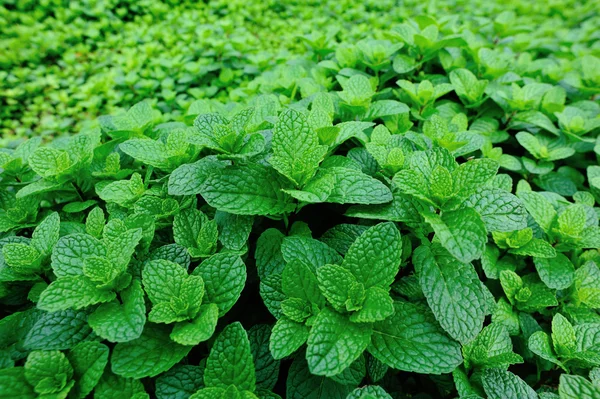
[413,245,486,344]
[270,317,310,360]
[204,322,256,391]
[67,341,109,399]
[342,222,402,289]
[368,301,462,374]
[170,303,219,345]
[192,253,246,316]
[482,368,537,399]
[559,375,600,399]
[37,275,116,311]
[88,279,146,342]
[201,164,295,215]
[306,308,372,376]
[270,108,328,186]
[111,324,192,378]
[423,207,487,263]
[463,188,527,232]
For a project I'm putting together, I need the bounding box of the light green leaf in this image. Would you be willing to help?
[204,322,256,392]
[413,245,486,344]
[37,275,116,311]
[368,301,462,374]
[67,341,109,399]
[111,324,192,378]
[270,108,328,186]
[88,280,146,342]
[423,208,487,263]
[464,188,527,232]
[270,317,310,360]
[193,253,246,316]
[342,222,402,289]
[481,369,537,399]
[306,308,372,377]
[201,164,295,215]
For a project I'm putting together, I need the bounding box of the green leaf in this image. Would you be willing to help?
[94,371,148,399]
[270,108,328,186]
[286,358,350,399]
[201,164,295,215]
[518,191,557,233]
[96,173,145,207]
[170,303,219,345]
[306,308,372,377]
[155,365,205,399]
[533,253,575,290]
[168,158,227,196]
[347,385,393,399]
[528,331,566,370]
[559,375,600,399]
[88,279,146,342]
[67,341,109,399]
[281,236,342,270]
[204,322,256,391]
[28,147,71,178]
[249,324,280,390]
[463,188,527,232]
[24,309,94,350]
[111,324,192,378]
[0,368,36,398]
[413,245,486,344]
[342,222,402,289]
[192,253,246,316]
[30,212,60,255]
[24,350,73,395]
[282,259,325,307]
[174,208,218,258]
[481,369,537,399]
[423,208,487,263]
[37,275,116,311]
[368,301,462,374]
[317,264,357,311]
[349,286,394,323]
[215,211,253,251]
[452,158,499,199]
[462,323,523,369]
[51,233,107,278]
[322,167,393,205]
[270,317,310,360]
[449,69,487,105]
[552,313,576,357]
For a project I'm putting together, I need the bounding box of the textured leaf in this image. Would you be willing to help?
[156,365,205,399]
[37,275,116,311]
[342,222,402,289]
[193,253,246,316]
[201,164,295,215]
[464,188,527,232]
[368,301,462,374]
[204,322,256,391]
[482,369,537,399]
[270,317,310,360]
[111,324,192,378]
[88,280,146,342]
[323,167,393,205]
[270,108,328,186]
[24,309,94,350]
[414,245,486,344]
[67,341,109,399]
[423,208,487,263]
[306,308,372,376]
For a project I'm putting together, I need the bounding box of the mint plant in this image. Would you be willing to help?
[2,1,600,398]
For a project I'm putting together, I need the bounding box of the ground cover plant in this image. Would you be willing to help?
[1,0,600,398]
